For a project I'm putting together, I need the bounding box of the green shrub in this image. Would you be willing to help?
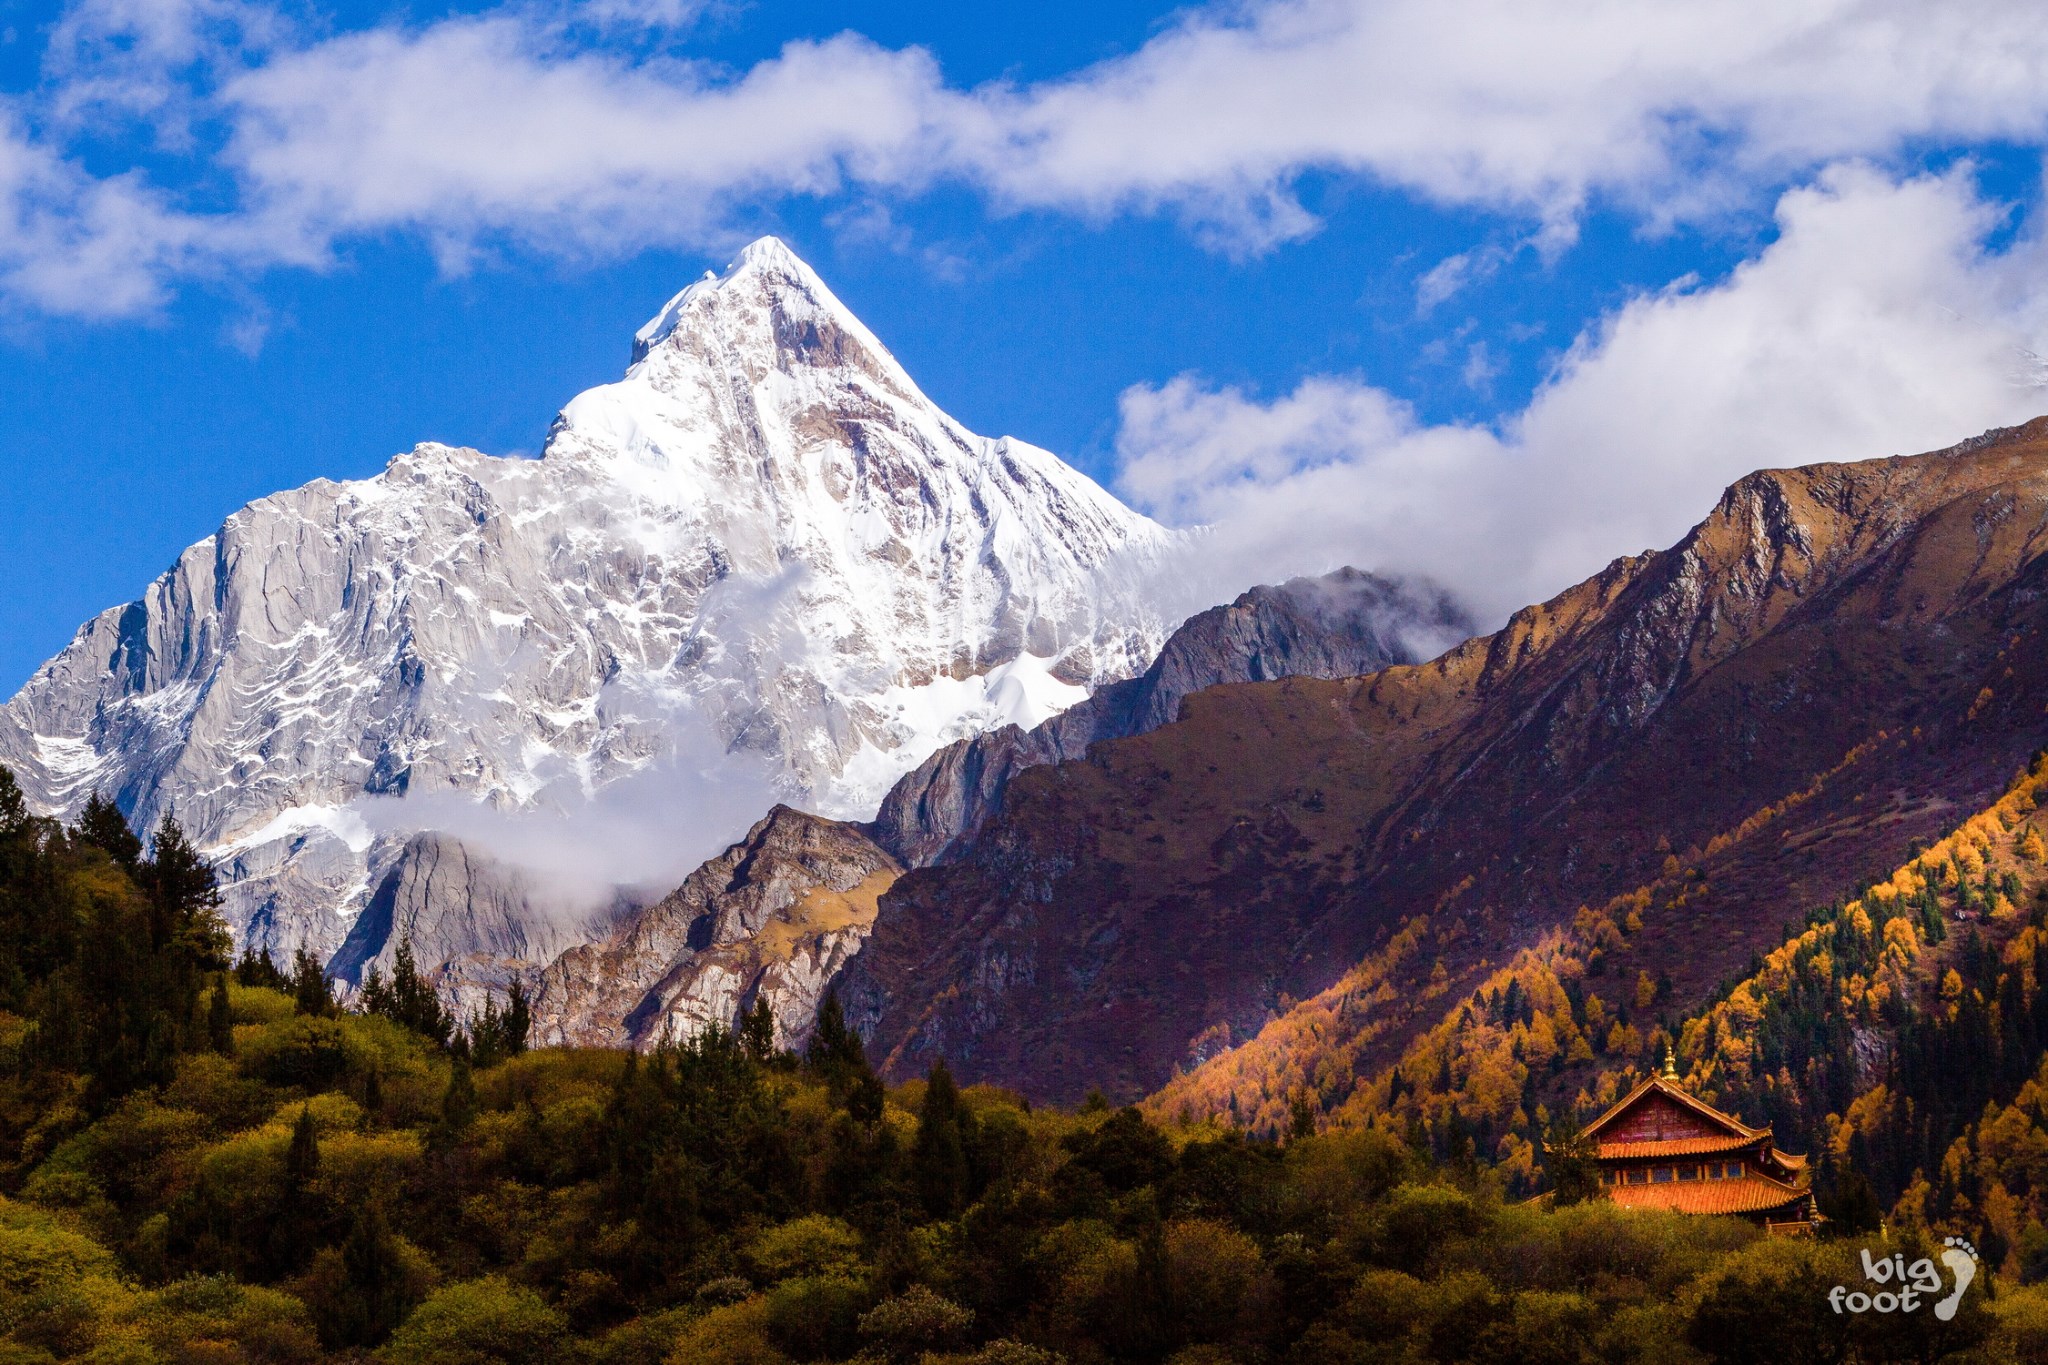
[378,1276,568,1365]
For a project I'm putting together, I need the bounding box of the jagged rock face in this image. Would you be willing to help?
[866,569,1473,867]
[844,420,2048,1104]
[527,566,1468,1048]
[532,805,901,1050]
[328,832,625,1015]
[0,237,1174,964]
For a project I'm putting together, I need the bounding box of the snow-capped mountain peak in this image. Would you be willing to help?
[0,240,1180,968]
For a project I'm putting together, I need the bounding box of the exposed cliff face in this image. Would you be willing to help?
[531,805,901,1050]
[0,237,1174,969]
[843,419,2048,1104]
[325,833,626,1015]
[866,568,1472,867]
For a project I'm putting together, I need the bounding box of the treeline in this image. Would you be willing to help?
[0,766,2044,1362]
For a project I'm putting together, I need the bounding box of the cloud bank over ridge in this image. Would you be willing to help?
[1117,166,2048,623]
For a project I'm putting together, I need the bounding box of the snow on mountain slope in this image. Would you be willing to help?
[0,237,1179,962]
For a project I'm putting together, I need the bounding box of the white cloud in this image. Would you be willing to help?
[567,0,719,36]
[9,0,2048,312]
[217,18,964,260]
[970,0,2048,241]
[1116,165,2048,623]
[0,109,216,316]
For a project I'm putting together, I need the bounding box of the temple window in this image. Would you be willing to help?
[1677,1165,1699,1181]
[1652,1167,1676,1183]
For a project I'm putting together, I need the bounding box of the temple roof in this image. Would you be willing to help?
[1608,1174,1812,1216]
[1597,1133,1759,1160]
[1584,1073,1771,1147]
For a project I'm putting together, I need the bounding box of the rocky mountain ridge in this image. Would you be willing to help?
[841,419,2048,1104]
[531,804,900,1051]
[533,565,1468,1048]
[866,568,1472,866]
[0,238,1177,973]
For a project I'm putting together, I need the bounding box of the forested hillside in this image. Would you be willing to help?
[2,763,2045,1363]
[851,429,2048,1106]
[1151,741,2048,1288]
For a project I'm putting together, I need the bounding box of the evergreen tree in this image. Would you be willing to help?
[1816,1160,1884,1237]
[267,1106,324,1277]
[807,990,882,1122]
[440,1056,477,1137]
[0,766,28,840]
[206,973,234,1054]
[287,1103,321,1186]
[503,979,530,1057]
[739,995,777,1062]
[323,1200,415,1348]
[359,962,392,1015]
[141,813,224,954]
[915,1058,972,1217]
[364,938,454,1048]
[470,995,506,1069]
[1288,1091,1318,1143]
[291,947,335,1017]
[1541,1112,1604,1206]
[467,981,534,1069]
[234,945,290,990]
[74,790,141,869]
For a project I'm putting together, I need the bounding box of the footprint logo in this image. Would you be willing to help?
[1935,1237,1978,1321]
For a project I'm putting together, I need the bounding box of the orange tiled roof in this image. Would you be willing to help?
[1584,1075,1769,1144]
[1597,1134,1759,1160]
[1609,1176,1810,1216]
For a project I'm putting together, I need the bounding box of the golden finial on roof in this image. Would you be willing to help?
[1661,1047,1681,1084]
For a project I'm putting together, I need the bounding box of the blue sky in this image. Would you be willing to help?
[5,0,2048,691]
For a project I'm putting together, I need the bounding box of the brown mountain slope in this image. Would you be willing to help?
[531,805,900,1050]
[866,568,1470,867]
[840,418,2048,1104]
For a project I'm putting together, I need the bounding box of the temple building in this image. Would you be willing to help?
[1583,1057,1817,1233]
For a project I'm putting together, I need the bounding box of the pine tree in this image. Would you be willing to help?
[1288,1091,1319,1142]
[206,974,234,1054]
[1542,1112,1604,1205]
[74,790,142,868]
[234,945,290,990]
[287,1104,321,1187]
[914,1058,971,1216]
[808,991,884,1123]
[142,814,225,956]
[440,1056,476,1136]
[362,1065,384,1121]
[367,938,453,1048]
[470,995,506,1070]
[0,767,28,840]
[739,995,777,1063]
[267,1106,324,1277]
[503,980,531,1057]
[324,1200,415,1348]
[292,948,334,1017]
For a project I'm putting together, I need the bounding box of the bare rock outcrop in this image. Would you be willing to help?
[532,805,901,1050]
